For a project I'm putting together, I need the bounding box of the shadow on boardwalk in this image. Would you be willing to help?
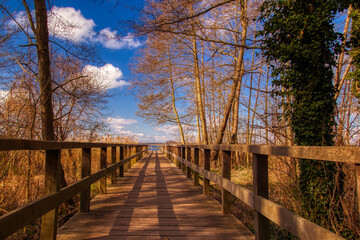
[58,152,254,240]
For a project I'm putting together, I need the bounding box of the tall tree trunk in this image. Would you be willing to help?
[167,48,186,144]
[34,0,55,141]
[230,0,248,145]
[192,35,208,144]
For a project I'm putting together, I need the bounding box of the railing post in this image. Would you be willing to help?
[203,149,210,196]
[177,147,181,169]
[136,146,140,162]
[40,149,61,240]
[193,148,199,185]
[221,150,231,214]
[356,163,360,218]
[253,153,270,240]
[127,146,132,170]
[186,147,192,178]
[110,147,116,184]
[119,146,124,177]
[169,146,173,162]
[124,146,128,172]
[131,146,136,166]
[181,147,186,172]
[80,148,91,212]
[100,147,107,194]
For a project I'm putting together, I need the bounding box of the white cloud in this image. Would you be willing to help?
[154,136,167,141]
[154,125,178,135]
[107,117,137,126]
[48,6,96,42]
[11,7,141,50]
[83,64,130,90]
[99,28,141,49]
[107,116,138,135]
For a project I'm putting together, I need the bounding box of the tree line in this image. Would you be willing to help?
[130,0,359,238]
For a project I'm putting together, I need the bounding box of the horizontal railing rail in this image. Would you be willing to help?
[0,139,148,239]
[163,144,359,240]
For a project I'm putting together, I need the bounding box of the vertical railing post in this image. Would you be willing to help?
[193,148,199,185]
[176,147,181,169]
[131,146,136,166]
[181,147,186,172]
[100,147,107,194]
[169,146,173,162]
[253,153,270,240]
[125,146,129,172]
[203,149,210,196]
[221,150,231,214]
[40,149,61,240]
[137,146,141,162]
[119,146,124,177]
[186,147,192,178]
[356,163,360,217]
[80,148,91,212]
[127,146,132,170]
[111,147,116,184]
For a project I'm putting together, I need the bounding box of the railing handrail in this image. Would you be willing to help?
[0,138,146,151]
[165,143,360,164]
[163,144,354,240]
[0,139,148,239]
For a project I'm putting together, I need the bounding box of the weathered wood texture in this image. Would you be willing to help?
[57,152,254,240]
[0,138,147,151]
[164,149,345,240]
[0,150,145,239]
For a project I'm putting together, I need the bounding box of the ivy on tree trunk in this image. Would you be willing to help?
[259,0,352,232]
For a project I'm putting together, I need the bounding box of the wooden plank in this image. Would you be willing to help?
[203,149,210,196]
[253,153,269,240]
[356,164,360,217]
[111,147,117,184]
[186,147,192,178]
[165,150,344,240]
[58,152,254,240]
[120,147,124,177]
[40,149,61,240]
[221,150,231,214]
[0,138,147,151]
[193,148,199,185]
[100,147,107,194]
[167,144,360,164]
[0,151,145,239]
[181,147,186,171]
[80,148,91,212]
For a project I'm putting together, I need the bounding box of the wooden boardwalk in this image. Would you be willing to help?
[57,152,254,240]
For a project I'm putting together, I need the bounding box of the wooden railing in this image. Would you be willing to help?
[0,139,148,239]
[163,144,360,240]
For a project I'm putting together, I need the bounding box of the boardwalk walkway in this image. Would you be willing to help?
[57,152,254,240]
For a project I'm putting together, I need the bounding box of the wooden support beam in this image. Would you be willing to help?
[203,149,210,196]
[181,147,186,172]
[111,147,116,184]
[127,147,132,170]
[356,163,360,217]
[177,147,181,169]
[253,153,270,240]
[131,146,136,166]
[193,148,199,185]
[221,150,231,214]
[100,147,107,194]
[80,148,91,212]
[119,147,124,177]
[40,149,61,240]
[186,147,192,178]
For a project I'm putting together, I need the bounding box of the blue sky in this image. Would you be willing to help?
[7,0,177,142]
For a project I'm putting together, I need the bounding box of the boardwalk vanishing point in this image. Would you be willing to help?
[57,151,254,240]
